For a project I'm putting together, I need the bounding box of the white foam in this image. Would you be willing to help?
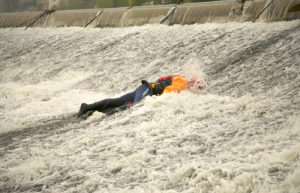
[0,20,300,192]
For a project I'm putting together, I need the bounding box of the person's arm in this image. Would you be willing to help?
[133,81,152,103]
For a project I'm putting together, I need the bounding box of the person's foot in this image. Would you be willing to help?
[77,103,88,118]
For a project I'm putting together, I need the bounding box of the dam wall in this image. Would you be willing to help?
[0,0,299,28]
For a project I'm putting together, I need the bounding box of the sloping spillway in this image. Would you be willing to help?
[0,21,300,192]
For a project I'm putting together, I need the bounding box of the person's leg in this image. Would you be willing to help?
[101,84,151,116]
[77,92,135,118]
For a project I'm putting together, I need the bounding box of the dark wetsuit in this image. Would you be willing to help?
[78,82,151,117]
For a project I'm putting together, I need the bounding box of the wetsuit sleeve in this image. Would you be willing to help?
[133,83,151,103]
[162,76,187,94]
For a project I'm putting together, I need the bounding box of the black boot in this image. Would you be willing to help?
[77,103,88,118]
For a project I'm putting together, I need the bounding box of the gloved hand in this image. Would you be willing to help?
[141,80,153,96]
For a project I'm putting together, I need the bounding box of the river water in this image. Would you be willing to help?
[0,21,300,193]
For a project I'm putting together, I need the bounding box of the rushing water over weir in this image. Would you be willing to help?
[1,0,300,28]
[0,21,300,192]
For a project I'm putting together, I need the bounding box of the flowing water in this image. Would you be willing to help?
[0,21,300,193]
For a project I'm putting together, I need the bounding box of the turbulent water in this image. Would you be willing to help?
[0,21,300,193]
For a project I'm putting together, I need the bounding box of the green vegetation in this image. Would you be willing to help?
[0,0,19,12]
[0,0,40,13]
[59,0,97,10]
[61,0,225,10]
[96,0,222,8]
[97,0,146,8]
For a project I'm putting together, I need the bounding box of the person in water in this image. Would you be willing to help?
[77,75,204,118]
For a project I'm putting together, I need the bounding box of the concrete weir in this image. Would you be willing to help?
[0,0,300,28]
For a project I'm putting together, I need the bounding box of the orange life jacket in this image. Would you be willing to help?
[151,75,187,95]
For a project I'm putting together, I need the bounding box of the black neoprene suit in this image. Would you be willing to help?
[83,83,151,113]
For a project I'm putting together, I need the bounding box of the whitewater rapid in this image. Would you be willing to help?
[0,21,300,193]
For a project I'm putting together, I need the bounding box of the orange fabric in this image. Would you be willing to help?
[162,76,187,94]
[152,83,160,88]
